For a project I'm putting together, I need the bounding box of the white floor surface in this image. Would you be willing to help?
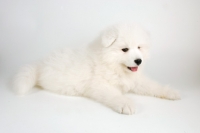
[0,78,200,133]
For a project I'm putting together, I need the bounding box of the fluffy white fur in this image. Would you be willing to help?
[12,23,180,115]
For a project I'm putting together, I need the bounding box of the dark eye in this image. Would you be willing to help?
[122,48,129,52]
[138,46,141,49]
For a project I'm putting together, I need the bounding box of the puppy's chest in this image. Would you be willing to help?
[115,76,136,93]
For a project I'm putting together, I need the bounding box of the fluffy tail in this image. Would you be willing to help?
[12,64,38,95]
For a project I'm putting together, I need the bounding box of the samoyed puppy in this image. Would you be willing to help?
[13,23,180,115]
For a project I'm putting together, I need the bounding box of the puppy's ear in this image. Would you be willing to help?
[101,27,117,47]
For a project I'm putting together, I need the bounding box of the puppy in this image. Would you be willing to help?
[13,23,180,115]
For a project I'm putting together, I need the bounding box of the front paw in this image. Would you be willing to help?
[161,87,181,100]
[110,96,135,115]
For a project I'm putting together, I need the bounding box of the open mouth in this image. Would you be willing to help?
[127,67,138,72]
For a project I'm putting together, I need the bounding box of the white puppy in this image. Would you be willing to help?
[13,23,180,115]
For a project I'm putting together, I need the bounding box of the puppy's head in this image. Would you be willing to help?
[101,23,150,73]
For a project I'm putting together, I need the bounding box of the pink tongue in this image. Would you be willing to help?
[131,67,138,72]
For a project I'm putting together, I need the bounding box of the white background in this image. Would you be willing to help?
[0,0,200,133]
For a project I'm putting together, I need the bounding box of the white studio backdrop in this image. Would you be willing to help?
[0,0,200,87]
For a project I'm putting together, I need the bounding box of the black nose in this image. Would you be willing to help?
[134,59,142,65]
